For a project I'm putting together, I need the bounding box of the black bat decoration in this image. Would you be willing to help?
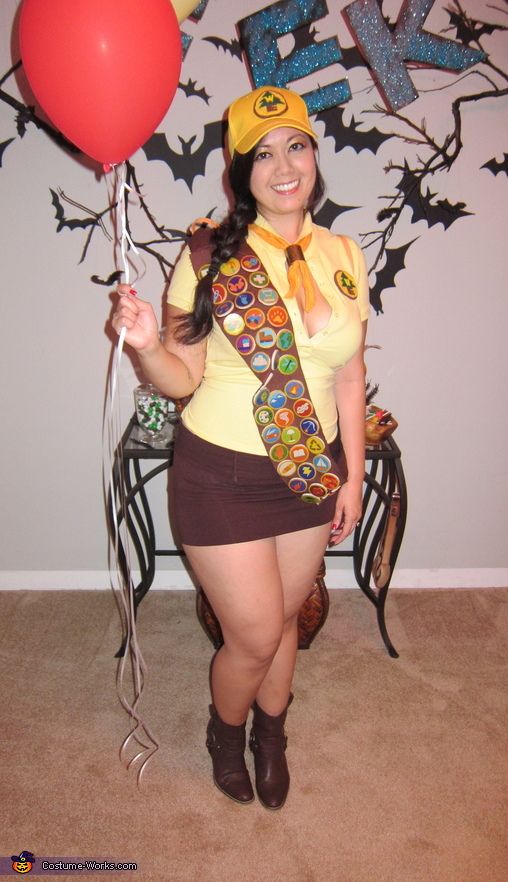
[315,106,392,155]
[91,270,123,287]
[203,35,243,60]
[446,10,504,46]
[396,164,472,229]
[142,120,225,192]
[481,154,508,177]
[313,197,359,228]
[50,188,98,232]
[179,78,211,103]
[370,239,418,314]
[0,137,14,167]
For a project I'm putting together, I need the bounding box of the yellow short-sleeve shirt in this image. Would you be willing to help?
[167,213,369,454]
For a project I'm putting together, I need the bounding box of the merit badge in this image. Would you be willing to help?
[220,257,240,276]
[267,306,288,327]
[236,334,256,355]
[197,262,212,280]
[294,398,313,418]
[223,313,245,336]
[300,418,319,435]
[256,327,276,349]
[285,380,305,399]
[274,408,294,428]
[313,454,332,472]
[301,492,321,505]
[227,274,248,295]
[269,443,289,462]
[257,287,279,306]
[289,444,309,463]
[281,426,301,445]
[321,473,341,491]
[250,271,270,288]
[241,254,261,272]
[262,424,281,444]
[277,353,299,376]
[306,436,326,454]
[235,291,255,309]
[253,387,269,406]
[212,283,227,304]
[215,301,234,318]
[245,307,266,329]
[250,352,271,373]
[255,406,274,425]
[267,390,286,409]
[277,459,297,478]
[334,269,357,299]
[298,463,316,480]
[288,477,307,494]
[309,483,328,499]
[276,329,294,351]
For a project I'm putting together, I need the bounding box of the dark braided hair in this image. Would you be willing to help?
[175,140,325,344]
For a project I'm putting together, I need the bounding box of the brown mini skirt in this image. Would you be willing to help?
[170,423,346,546]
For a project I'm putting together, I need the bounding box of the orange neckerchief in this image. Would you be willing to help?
[248,223,316,312]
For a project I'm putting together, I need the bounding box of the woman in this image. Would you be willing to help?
[113,86,369,809]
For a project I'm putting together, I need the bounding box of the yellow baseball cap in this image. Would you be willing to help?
[227,86,317,156]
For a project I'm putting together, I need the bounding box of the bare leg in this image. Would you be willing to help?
[254,520,332,714]
[183,537,285,725]
[183,519,332,722]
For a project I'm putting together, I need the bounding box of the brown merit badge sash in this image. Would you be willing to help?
[189,229,343,505]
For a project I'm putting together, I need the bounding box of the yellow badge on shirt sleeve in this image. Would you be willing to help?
[334,269,357,299]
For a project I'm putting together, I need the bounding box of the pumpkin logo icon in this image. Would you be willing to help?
[11,851,35,874]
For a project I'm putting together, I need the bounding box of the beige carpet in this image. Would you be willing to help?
[1,587,507,882]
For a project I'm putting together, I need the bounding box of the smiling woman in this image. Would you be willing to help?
[111,85,369,811]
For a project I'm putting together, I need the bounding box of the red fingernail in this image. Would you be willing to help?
[129,288,137,296]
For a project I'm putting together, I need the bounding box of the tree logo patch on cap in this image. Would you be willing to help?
[254,89,288,118]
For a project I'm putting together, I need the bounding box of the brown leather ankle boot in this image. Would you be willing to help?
[249,694,293,810]
[206,704,254,804]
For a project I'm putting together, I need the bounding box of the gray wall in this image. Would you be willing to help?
[1,0,507,588]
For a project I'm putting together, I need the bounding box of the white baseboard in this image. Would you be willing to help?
[0,568,507,590]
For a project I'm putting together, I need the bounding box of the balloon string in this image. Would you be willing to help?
[103,162,159,786]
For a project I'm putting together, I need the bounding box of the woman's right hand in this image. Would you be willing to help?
[112,284,161,354]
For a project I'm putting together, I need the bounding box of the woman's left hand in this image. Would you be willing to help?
[328,480,363,547]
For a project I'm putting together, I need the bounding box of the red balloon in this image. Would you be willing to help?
[19,0,182,165]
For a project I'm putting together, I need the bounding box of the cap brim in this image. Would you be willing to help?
[233,119,317,155]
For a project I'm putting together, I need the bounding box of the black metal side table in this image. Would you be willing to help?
[108,417,407,657]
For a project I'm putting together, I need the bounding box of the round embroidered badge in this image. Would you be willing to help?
[215,301,234,318]
[254,89,289,119]
[288,477,307,494]
[220,257,240,276]
[261,424,281,444]
[256,327,276,349]
[223,313,245,335]
[285,380,305,399]
[227,274,248,295]
[250,271,270,288]
[334,269,357,299]
[236,334,256,355]
[277,353,299,375]
[250,352,271,373]
[258,287,279,306]
[245,307,266,330]
[212,284,227,304]
[241,254,261,272]
[277,459,297,477]
[235,292,255,310]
